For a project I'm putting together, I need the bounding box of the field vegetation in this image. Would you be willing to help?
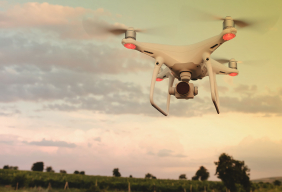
[0,169,281,192]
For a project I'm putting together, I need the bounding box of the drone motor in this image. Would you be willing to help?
[228,58,237,69]
[125,27,136,40]
[223,16,235,29]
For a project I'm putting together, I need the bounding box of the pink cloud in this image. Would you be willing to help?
[0,2,119,39]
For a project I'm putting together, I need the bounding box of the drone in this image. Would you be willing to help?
[83,16,260,116]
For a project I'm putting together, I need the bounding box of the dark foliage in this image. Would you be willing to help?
[80,171,85,175]
[11,174,26,189]
[145,173,152,179]
[74,170,79,174]
[3,165,18,170]
[215,153,251,192]
[273,180,281,186]
[195,166,210,181]
[60,170,67,174]
[129,175,133,178]
[46,166,54,172]
[3,165,9,169]
[179,174,187,180]
[113,168,121,177]
[31,162,44,172]
[192,175,199,180]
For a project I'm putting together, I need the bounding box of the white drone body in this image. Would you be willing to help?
[121,16,239,116]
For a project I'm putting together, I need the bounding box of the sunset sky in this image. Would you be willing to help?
[0,0,282,181]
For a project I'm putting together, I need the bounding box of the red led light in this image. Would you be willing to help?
[124,43,136,49]
[223,33,236,41]
[229,72,238,76]
[156,78,163,82]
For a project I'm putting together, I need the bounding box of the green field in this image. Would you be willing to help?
[0,169,281,192]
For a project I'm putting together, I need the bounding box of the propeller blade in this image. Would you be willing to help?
[82,18,129,37]
[213,57,230,64]
[180,6,224,22]
[233,19,253,28]
[213,57,266,65]
[180,6,279,33]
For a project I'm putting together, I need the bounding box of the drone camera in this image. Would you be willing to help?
[169,82,198,99]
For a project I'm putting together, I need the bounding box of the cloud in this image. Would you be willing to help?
[0,134,19,145]
[157,149,173,157]
[0,106,21,116]
[233,84,257,96]
[0,2,117,40]
[26,138,76,148]
[0,33,151,74]
[94,137,101,142]
[147,149,187,158]
[221,92,282,114]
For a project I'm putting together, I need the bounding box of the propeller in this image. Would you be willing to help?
[82,18,175,38]
[212,57,268,66]
[213,57,242,64]
[82,18,146,37]
[180,7,279,32]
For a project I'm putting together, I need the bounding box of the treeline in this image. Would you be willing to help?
[1,153,282,192]
[0,169,281,192]
[3,161,85,175]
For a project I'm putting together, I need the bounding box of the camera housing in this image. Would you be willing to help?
[169,82,198,99]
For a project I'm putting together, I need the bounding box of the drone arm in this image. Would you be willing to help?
[150,57,171,116]
[204,55,220,114]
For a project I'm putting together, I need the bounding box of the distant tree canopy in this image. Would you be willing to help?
[192,175,199,180]
[31,162,44,172]
[273,180,281,186]
[3,165,9,169]
[195,166,209,181]
[3,165,18,170]
[74,170,79,174]
[80,171,85,175]
[215,153,251,192]
[145,173,157,179]
[179,174,187,180]
[60,170,67,174]
[129,175,133,178]
[113,168,121,177]
[46,166,55,173]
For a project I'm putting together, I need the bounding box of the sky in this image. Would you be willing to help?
[0,0,282,181]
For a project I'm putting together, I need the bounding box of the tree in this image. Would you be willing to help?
[179,174,187,180]
[80,171,85,175]
[60,170,67,174]
[215,153,251,192]
[113,168,121,177]
[145,173,152,179]
[74,170,79,174]
[46,166,54,172]
[192,175,199,180]
[129,175,133,178]
[31,162,44,172]
[273,180,281,186]
[145,173,156,179]
[195,166,210,181]
[3,165,9,169]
